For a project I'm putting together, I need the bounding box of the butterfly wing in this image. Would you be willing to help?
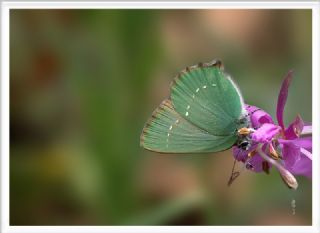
[170,60,246,136]
[141,99,237,153]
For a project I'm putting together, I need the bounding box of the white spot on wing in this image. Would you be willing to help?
[196,88,200,93]
[203,85,207,89]
[185,112,189,116]
[211,83,216,87]
[169,125,173,130]
[187,105,190,110]
[167,133,170,137]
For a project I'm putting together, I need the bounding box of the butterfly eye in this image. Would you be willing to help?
[238,140,251,150]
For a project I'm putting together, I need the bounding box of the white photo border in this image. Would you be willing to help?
[1,1,319,233]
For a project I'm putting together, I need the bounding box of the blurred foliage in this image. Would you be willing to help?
[10,9,312,225]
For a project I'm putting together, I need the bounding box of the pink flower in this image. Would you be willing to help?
[233,71,312,188]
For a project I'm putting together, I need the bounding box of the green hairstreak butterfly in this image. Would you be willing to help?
[140,60,251,153]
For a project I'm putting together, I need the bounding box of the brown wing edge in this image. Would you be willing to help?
[140,99,174,153]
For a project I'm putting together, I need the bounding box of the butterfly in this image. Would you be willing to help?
[140,60,252,154]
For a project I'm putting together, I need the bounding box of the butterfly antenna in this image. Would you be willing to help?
[227,150,241,186]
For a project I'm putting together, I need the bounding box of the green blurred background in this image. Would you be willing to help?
[10,9,312,225]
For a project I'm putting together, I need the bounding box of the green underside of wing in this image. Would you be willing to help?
[141,99,237,153]
[171,65,243,136]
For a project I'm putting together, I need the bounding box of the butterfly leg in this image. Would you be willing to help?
[227,150,242,186]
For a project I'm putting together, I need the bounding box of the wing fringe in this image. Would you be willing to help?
[140,99,173,147]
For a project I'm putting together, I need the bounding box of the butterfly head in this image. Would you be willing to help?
[236,127,255,150]
[237,137,252,150]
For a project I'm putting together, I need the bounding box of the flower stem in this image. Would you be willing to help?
[257,144,298,190]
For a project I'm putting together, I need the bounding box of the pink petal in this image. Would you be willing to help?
[245,105,274,128]
[233,144,272,173]
[300,148,312,160]
[279,139,301,169]
[251,123,281,143]
[285,115,304,140]
[288,155,312,178]
[247,144,271,173]
[293,137,312,151]
[276,70,293,130]
[233,146,250,162]
[246,153,265,172]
